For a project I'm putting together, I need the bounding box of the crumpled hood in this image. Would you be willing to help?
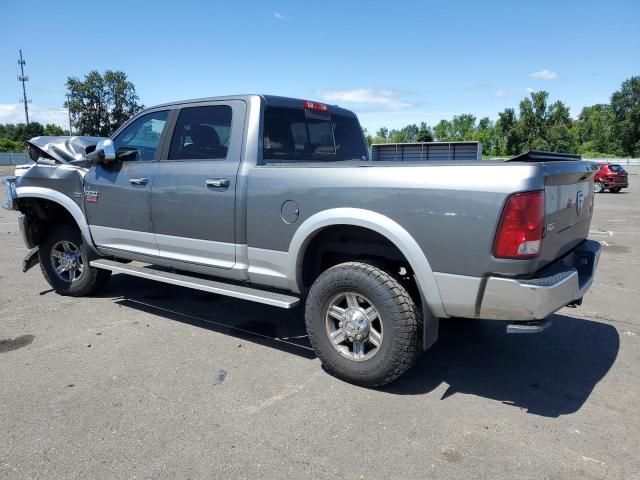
[26,135,106,164]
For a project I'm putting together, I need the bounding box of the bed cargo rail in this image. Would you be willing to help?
[507,150,582,162]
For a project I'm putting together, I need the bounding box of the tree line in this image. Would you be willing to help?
[1,73,638,157]
[0,123,66,152]
[366,76,640,158]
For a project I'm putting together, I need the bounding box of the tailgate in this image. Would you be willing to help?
[540,161,595,264]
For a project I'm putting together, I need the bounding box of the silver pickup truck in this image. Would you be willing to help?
[3,94,600,386]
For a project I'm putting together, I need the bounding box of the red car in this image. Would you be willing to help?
[593,162,629,193]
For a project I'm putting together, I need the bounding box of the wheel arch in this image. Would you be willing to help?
[15,186,97,252]
[287,208,446,318]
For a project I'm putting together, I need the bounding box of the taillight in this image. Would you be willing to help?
[493,191,544,259]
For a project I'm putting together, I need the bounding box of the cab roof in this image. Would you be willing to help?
[148,94,357,117]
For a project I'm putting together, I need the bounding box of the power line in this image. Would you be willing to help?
[17,49,31,124]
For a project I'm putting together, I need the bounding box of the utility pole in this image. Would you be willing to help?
[17,49,31,124]
[66,93,73,135]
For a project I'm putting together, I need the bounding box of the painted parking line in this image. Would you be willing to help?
[589,230,613,237]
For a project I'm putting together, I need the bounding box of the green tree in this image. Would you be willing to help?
[610,76,640,157]
[546,100,577,153]
[415,122,434,142]
[65,70,143,136]
[433,119,452,141]
[388,124,419,143]
[373,127,389,143]
[575,104,615,155]
[517,91,550,151]
[0,122,44,144]
[450,114,477,141]
[496,108,519,155]
[0,138,25,152]
[43,124,66,136]
[474,117,500,156]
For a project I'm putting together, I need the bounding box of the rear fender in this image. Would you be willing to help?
[287,207,447,318]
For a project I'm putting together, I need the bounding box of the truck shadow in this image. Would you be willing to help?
[103,274,315,359]
[103,274,619,418]
[384,315,619,417]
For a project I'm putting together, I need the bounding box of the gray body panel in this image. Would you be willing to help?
[11,94,597,322]
[151,100,247,268]
[84,161,158,254]
[245,161,593,278]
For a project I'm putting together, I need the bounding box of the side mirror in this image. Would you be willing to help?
[88,139,116,165]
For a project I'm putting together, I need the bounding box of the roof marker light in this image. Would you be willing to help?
[303,100,328,111]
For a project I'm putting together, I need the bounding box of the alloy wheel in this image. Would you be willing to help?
[325,292,383,361]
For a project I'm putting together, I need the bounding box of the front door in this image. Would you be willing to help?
[151,101,245,269]
[84,109,170,256]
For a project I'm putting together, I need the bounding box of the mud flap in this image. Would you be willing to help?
[423,308,439,351]
[22,247,40,273]
[420,288,440,351]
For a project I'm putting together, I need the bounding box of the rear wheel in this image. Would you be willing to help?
[305,262,420,387]
[610,187,622,193]
[594,181,604,193]
[39,225,111,296]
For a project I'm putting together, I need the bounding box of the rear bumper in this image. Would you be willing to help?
[479,239,601,321]
[603,179,628,187]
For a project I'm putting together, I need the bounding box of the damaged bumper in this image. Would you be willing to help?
[479,240,601,321]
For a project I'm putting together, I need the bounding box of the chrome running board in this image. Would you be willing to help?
[90,259,300,309]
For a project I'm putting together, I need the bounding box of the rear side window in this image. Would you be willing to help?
[263,106,367,162]
[169,105,232,160]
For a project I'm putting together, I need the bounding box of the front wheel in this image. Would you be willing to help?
[594,181,604,193]
[305,262,420,387]
[39,225,111,296]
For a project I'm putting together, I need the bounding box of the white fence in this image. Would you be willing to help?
[583,158,640,166]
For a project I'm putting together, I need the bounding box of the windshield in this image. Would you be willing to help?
[263,106,368,162]
[609,164,625,172]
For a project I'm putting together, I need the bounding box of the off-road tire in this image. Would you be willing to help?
[39,225,111,296]
[305,262,420,387]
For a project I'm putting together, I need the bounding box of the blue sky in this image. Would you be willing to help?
[1,0,638,133]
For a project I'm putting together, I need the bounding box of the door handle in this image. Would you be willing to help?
[129,177,148,185]
[206,178,230,188]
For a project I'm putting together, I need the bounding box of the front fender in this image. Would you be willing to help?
[287,207,446,318]
[15,186,97,253]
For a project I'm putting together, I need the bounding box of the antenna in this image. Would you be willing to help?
[17,49,31,124]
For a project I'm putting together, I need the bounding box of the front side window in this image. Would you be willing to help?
[263,106,368,162]
[112,110,169,161]
[168,105,232,160]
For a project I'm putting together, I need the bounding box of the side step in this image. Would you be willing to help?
[506,319,551,334]
[90,259,300,309]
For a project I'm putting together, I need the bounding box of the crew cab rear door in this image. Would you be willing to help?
[150,100,246,269]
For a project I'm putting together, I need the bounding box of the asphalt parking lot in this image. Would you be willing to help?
[1,166,639,479]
